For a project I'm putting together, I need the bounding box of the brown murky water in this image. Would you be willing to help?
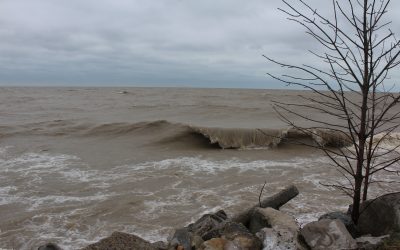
[0,87,398,249]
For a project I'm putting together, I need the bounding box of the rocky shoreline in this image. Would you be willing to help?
[39,185,400,250]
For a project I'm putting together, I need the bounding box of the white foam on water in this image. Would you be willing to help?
[0,148,398,249]
[119,155,327,175]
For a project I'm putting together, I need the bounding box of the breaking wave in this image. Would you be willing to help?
[2,120,395,149]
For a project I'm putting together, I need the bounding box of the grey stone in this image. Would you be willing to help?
[319,211,357,238]
[358,192,400,236]
[300,219,357,250]
[81,231,157,250]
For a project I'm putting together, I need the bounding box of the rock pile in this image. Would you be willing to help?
[38,187,400,250]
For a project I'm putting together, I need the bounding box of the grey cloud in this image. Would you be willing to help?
[0,0,399,87]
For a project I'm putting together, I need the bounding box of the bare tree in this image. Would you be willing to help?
[266,0,400,224]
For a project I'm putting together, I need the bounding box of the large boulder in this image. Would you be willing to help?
[82,232,157,250]
[300,219,357,250]
[358,192,400,236]
[319,211,357,238]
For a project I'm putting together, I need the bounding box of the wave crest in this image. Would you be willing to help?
[3,120,394,149]
[190,127,285,149]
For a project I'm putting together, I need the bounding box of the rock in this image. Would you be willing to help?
[358,192,400,236]
[187,210,228,240]
[249,207,299,234]
[169,228,192,250]
[82,231,157,250]
[220,222,262,250]
[38,243,62,250]
[355,234,389,250]
[200,238,227,250]
[232,185,299,227]
[300,219,357,250]
[250,208,305,250]
[256,227,298,250]
[319,211,357,238]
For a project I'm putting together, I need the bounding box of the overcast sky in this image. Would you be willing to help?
[1,0,400,88]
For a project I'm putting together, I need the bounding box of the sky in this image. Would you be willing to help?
[0,0,400,88]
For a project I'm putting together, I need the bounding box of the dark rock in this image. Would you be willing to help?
[187,210,227,240]
[38,243,62,250]
[169,228,192,250]
[82,231,157,250]
[300,219,357,250]
[355,234,389,250]
[319,211,357,238]
[358,192,400,236]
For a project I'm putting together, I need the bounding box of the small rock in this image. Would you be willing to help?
[355,234,389,250]
[38,243,62,250]
[300,219,357,250]
[319,211,357,238]
[358,192,400,236]
[82,231,157,250]
[249,207,299,234]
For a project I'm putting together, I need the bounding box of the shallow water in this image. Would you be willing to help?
[0,87,398,249]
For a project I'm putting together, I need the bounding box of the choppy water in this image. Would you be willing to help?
[0,87,398,249]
